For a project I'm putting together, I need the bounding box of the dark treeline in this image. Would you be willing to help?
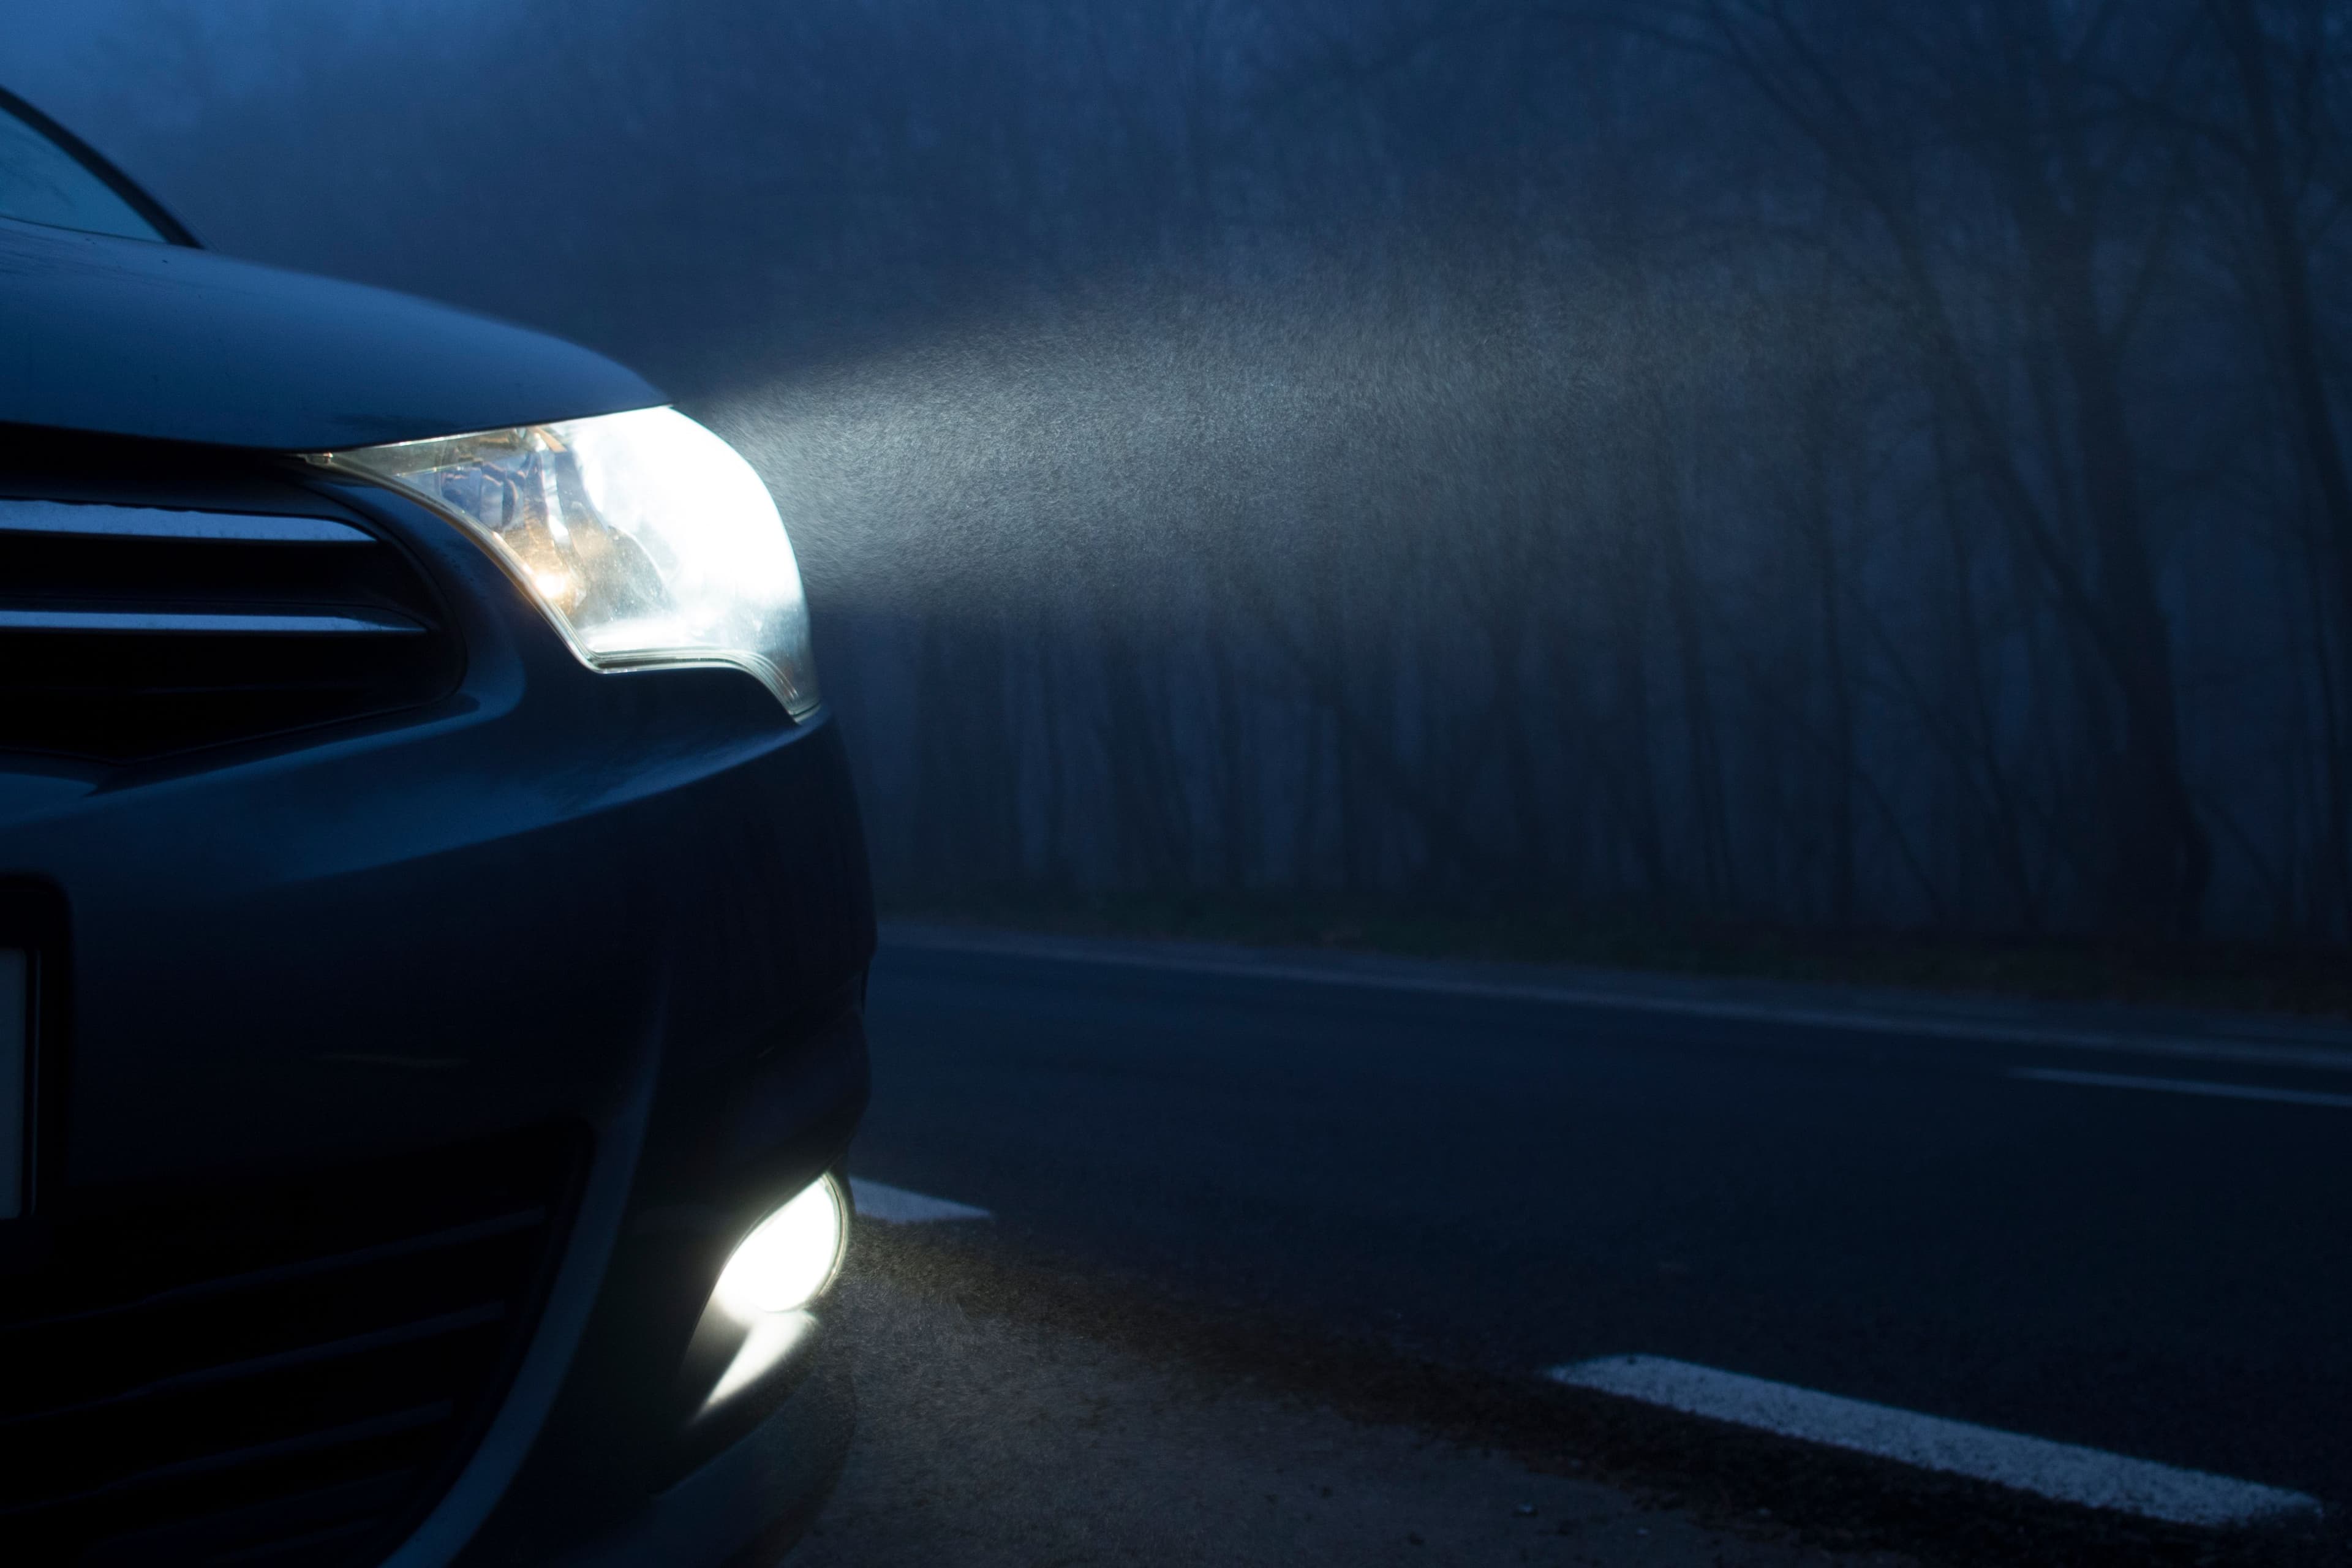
[28,0,2352,940]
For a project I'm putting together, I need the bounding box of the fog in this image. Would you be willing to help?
[15,0,2352,940]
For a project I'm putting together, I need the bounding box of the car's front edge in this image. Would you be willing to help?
[0,141,873,1566]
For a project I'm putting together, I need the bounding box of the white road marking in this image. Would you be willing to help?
[2009,1066,2352,1110]
[849,1178,992,1224]
[1547,1355,2320,1528]
[881,924,2352,1075]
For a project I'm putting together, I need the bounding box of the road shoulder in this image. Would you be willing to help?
[879,920,2352,1072]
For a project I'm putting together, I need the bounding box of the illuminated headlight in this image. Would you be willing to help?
[314,407,818,717]
[692,1174,848,1412]
[715,1174,848,1319]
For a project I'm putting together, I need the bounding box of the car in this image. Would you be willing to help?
[0,85,874,1567]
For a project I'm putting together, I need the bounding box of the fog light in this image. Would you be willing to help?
[714,1174,846,1321]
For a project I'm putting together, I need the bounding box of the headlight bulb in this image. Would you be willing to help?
[693,1174,849,1414]
[714,1174,847,1320]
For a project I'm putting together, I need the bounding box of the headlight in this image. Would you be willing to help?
[313,407,818,717]
[714,1175,848,1321]
[693,1174,849,1413]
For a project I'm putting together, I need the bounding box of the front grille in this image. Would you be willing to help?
[0,429,461,763]
[0,1125,587,1567]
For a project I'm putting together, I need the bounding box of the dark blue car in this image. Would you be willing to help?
[0,87,872,1567]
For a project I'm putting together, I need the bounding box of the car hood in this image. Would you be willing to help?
[0,217,663,451]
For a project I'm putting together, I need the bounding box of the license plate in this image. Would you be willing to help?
[0,948,23,1221]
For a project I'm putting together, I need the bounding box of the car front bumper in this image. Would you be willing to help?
[0,474,875,1566]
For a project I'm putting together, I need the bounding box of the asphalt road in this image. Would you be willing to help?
[846,928,2352,1522]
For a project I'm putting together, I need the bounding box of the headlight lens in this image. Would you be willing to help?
[713,1174,848,1320]
[315,407,818,717]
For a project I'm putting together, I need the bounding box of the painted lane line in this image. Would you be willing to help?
[1546,1355,2319,1528]
[882,925,2352,1076]
[848,1178,992,1224]
[2009,1066,2352,1110]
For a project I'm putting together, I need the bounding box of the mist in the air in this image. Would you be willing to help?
[15,0,2352,942]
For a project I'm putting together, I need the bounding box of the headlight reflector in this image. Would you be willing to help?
[318,407,817,716]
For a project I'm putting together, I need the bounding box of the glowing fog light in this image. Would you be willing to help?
[714,1174,846,1321]
[313,407,819,717]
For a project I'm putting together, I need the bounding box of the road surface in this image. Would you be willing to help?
[815,925,2352,1564]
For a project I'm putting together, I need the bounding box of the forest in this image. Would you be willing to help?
[24,0,2352,942]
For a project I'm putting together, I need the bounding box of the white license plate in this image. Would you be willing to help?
[0,948,23,1221]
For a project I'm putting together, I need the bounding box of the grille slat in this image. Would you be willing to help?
[0,500,375,546]
[3,1302,509,1430]
[0,607,425,636]
[203,1515,399,1567]
[0,1125,584,1566]
[86,1474,413,1568]
[0,1207,545,1337]
[0,436,461,761]
[0,1404,458,1522]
